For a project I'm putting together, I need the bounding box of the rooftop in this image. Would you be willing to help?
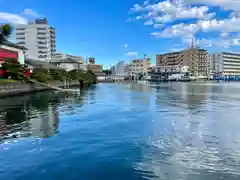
[1,40,27,50]
[25,58,63,70]
[50,57,83,64]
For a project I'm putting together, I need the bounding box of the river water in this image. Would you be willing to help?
[0,82,240,180]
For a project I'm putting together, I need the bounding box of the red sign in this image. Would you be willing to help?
[0,48,18,62]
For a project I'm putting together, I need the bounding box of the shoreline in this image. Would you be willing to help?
[0,80,92,98]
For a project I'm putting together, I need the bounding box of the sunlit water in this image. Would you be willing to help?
[1,82,240,180]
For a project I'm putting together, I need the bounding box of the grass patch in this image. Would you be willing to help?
[0,79,17,84]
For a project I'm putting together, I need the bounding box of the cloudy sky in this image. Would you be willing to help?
[0,0,240,67]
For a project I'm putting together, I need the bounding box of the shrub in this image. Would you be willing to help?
[30,68,50,83]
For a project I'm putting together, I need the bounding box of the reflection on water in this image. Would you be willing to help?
[1,82,240,180]
[0,91,85,142]
[139,82,240,180]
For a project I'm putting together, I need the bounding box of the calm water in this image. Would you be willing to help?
[1,82,240,180]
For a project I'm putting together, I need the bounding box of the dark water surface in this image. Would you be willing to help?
[1,82,240,180]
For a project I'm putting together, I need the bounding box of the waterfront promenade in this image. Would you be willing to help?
[1,82,240,180]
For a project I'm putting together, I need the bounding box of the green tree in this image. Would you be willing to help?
[30,67,50,83]
[103,69,111,76]
[49,69,68,81]
[1,58,28,81]
[0,24,12,43]
[68,69,80,80]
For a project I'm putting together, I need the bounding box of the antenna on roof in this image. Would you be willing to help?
[190,36,196,49]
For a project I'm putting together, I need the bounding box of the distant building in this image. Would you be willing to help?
[113,61,125,79]
[156,48,209,78]
[210,52,240,75]
[87,64,103,73]
[54,53,85,64]
[50,58,85,72]
[110,65,116,77]
[94,72,107,81]
[51,53,86,71]
[124,64,132,77]
[131,58,151,76]
[25,58,63,71]
[0,41,26,65]
[15,18,56,61]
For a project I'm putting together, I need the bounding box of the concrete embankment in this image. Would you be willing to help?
[0,80,89,98]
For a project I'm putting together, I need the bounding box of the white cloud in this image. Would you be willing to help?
[220,32,228,38]
[135,15,143,20]
[0,9,40,25]
[130,1,215,21]
[153,23,164,29]
[183,0,240,11]
[22,9,39,17]
[144,20,154,25]
[122,44,128,48]
[151,15,240,38]
[197,36,240,48]
[130,4,144,12]
[0,12,27,24]
[125,51,138,56]
[129,0,216,33]
[152,23,198,37]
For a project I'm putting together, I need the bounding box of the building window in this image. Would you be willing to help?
[16,33,25,36]
[16,28,25,31]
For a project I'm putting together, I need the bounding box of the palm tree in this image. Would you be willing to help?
[0,24,12,44]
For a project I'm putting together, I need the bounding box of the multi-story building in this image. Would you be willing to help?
[110,61,124,79]
[87,64,103,73]
[210,52,240,75]
[51,53,86,71]
[156,48,209,77]
[15,18,56,61]
[131,58,151,76]
[54,53,85,64]
[115,61,125,78]
[124,64,132,77]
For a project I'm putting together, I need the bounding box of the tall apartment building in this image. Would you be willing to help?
[131,58,151,76]
[156,48,209,77]
[15,18,56,61]
[210,52,240,75]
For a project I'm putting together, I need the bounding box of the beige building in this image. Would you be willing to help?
[87,64,103,73]
[156,48,209,77]
[131,58,151,76]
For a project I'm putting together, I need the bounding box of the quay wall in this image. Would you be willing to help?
[0,80,83,98]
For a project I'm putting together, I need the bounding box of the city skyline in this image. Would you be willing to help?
[0,0,240,67]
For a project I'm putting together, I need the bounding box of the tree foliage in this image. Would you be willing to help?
[68,69,96,83]
[1,59,28,81]
[103,69,111,76]
[30,68,50,83]
[0,24,12,43]
[49,69,68,81]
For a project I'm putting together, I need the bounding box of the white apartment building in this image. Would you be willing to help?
[111,61,124,79]
[124,64,132,77]
[15,18,56,61]
[210,52,240,75]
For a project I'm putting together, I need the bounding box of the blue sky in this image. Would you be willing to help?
[1,0,240,68]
